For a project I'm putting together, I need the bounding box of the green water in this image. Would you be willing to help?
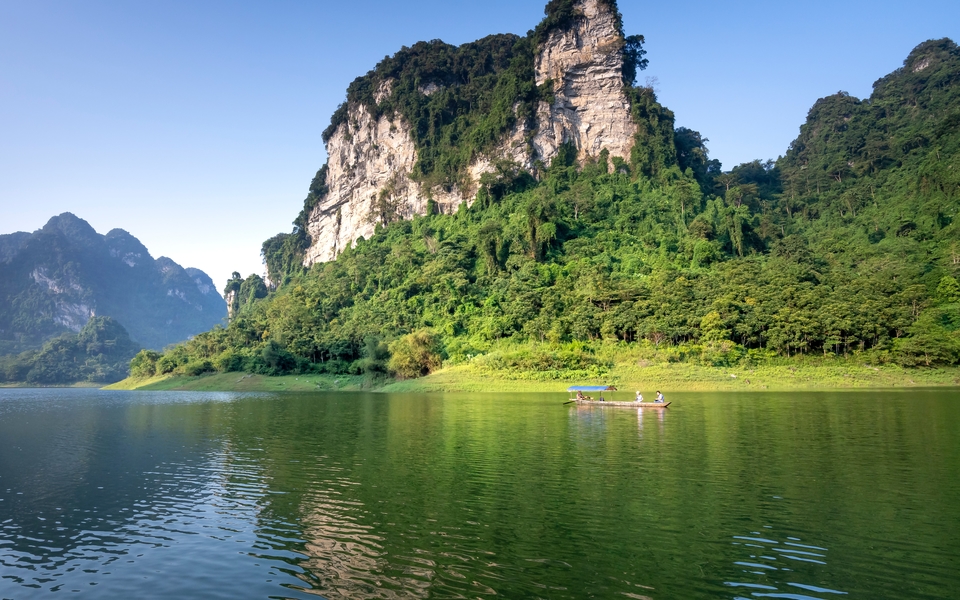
[0,388,958,598]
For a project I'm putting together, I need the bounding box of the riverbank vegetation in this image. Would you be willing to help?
[129,36,960,388]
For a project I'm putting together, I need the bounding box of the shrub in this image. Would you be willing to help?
[260,341,298,375]
[473,344,599,372]
[214,349,245,373]
[388,330,443,379]
[316,359,351,375]
[180,360,214,376]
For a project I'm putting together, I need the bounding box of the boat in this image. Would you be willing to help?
[566,385,670,408]
[574,399,671,409]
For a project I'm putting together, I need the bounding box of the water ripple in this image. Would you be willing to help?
[1,389,959,598]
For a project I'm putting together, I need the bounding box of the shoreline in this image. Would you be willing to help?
[103,363,960,394]
[1,382,105,389]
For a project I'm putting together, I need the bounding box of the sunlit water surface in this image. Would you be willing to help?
[1,388,958,599]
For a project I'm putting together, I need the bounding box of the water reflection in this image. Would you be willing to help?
[726,527,847,598]
[568,405,609,445]
[2,388,959,599]
[635,406,666,437]
[569,402,668,439]
[295,467,429,599]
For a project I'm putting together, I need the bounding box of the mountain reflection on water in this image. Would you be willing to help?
[0,388,958,598]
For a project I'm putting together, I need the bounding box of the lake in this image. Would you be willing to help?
[0,388,958,599]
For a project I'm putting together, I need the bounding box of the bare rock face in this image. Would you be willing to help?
[532,0,637,163]
[303,103,465,265]
[303,0,635,266]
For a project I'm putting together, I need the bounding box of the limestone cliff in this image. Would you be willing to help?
[531,0,637,164]
[304,103,463,265]
[303,0,638,266]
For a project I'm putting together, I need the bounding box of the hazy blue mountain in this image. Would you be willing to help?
[0,213,226,353]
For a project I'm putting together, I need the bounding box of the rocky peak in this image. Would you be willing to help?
[106,229,152,268]
[185,268,216,296]
[0,214,227,351]
[41,213,102,248]
[532,0,636,163]
[872,38,959,98]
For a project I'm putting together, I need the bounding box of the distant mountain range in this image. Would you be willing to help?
[0,213,226,353]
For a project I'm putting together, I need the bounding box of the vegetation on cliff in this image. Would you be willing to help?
[139,32,960,384]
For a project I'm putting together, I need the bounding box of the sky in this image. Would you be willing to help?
[1,0,958,291]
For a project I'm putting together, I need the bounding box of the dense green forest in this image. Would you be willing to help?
[137,16,960,382]
[0,317,140,385]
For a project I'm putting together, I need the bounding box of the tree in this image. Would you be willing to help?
[937,276,960,304]
[622,34,648,85]
[239,274,269,310]
[674,127,719,189]
[130,350,161,378]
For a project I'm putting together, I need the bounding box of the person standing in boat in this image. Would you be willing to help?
[655,391,665,403]
[635,391,643,402]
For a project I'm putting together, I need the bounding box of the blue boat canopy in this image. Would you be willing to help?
[567,385,617,392]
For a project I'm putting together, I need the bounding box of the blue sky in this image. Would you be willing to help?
[1,0,958,289]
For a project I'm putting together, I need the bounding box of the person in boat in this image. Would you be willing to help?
[576,390,585,401]
[655,391,665,403]
[635,391,643,402]
[598,391,605,402]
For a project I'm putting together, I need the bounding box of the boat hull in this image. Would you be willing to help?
[574,400,671,408]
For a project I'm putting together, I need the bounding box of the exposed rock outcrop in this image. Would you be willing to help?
[303,0,637,266]
[304,104,464,266]
[531,0,637,163]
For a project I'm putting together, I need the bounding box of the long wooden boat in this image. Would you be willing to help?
[574,400,671,409]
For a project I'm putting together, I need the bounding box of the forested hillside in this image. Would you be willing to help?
[138,32,960,382]
[0,213,227,355]
[0,316,140,385]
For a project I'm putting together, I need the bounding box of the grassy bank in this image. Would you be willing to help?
[107,362,960,393]
[103,372,372,392]
[381,363,960,392]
